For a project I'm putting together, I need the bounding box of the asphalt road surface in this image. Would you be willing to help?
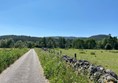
[0,49,48,83]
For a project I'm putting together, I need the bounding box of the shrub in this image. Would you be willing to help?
[90,52,96,55]
[105,43,112,50]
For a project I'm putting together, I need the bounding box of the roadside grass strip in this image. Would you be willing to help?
[35,48,89,83]
[0,48,28,73]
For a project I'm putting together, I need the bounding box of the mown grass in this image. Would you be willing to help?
[57,48,118,75]
[35,48,89,83]
[0,48,29,73]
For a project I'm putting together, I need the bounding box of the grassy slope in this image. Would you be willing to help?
[58,49,118,74]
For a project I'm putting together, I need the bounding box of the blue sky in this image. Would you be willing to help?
[0,0,118,37]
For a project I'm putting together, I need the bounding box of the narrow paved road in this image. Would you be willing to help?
[0,49,48,83]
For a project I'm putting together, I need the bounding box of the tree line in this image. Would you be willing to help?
[0,35,118,50]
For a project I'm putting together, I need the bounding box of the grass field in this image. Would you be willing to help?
[57,49,118,75]
[0,48,28,73]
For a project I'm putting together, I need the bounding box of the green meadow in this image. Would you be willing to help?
[58,49,118,74]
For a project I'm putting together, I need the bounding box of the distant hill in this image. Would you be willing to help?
[0,35,39,41]
[0,34,110,41]
[64,34,109,40]
[89,34,109,40]
[47,36,78,39]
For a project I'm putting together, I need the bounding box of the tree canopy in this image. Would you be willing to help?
[0,35,118,50]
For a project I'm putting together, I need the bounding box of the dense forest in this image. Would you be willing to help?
[0,34,118,50]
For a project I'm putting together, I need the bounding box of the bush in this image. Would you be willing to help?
[105,43,112,50]
[90,52,96,55]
